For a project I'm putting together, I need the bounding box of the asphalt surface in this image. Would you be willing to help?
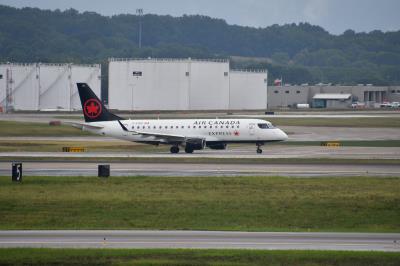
[1,145,400,159]
[1,161,400,177]
[0,231,399,251]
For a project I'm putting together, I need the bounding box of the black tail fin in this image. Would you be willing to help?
[77,83,123,122]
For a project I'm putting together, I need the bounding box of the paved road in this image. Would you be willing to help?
[1,162,400,177]
[1,145,400,160]
[0,231,399,251]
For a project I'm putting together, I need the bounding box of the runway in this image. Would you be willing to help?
[1,143,400,160]
[1,161,400,177]
[0,231,399,251]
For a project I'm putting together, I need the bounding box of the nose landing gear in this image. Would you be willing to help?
[256,142,264,154]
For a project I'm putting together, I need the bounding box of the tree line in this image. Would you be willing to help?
[0,5,399,86]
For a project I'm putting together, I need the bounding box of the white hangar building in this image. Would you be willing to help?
[0,63,101,111]
[108,58,268,111]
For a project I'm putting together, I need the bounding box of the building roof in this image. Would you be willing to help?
[313,93,352,100]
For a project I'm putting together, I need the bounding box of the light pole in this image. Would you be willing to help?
[136,8,143,49]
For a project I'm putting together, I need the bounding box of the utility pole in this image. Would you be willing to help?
[136,8,143,49]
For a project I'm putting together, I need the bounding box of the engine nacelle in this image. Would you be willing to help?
[206,142,227,150]
[185,138,206,150]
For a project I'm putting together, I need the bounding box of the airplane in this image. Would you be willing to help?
[74,83,288,154]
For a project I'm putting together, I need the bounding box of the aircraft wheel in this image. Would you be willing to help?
[185,147,194,154]
[170,146,179,154]
[257,148,263,154]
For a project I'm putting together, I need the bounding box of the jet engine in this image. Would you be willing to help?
[185,138,206,150]
[206,142,227,150]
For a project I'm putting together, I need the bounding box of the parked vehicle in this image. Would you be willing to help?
[380,102,392,108]
[351,102,365,108]
[391,102,399,108]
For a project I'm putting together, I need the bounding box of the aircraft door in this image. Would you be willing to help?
[248,123,255,136]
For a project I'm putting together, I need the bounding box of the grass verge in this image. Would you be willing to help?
[0,249,399,266]
[0,175,399,232]
[275,140,400,147]
[266,117,400,127]
[0,140,163,152]
[0,121,89,137]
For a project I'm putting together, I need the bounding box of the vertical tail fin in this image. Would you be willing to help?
[77,83,123,122]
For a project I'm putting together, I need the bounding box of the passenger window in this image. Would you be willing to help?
[165,126,168,129]
[181,126,184,129]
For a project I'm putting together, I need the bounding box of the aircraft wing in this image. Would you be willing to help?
[118,120,186,143]
[63,121,104,130]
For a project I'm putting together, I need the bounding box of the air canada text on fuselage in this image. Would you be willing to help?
[193,120,240,125]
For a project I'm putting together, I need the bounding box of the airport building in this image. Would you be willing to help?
[0,63,101,111]
[108,58,268,111]
[268,84,400,109]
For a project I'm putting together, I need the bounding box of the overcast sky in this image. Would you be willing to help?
[1,0,399,34]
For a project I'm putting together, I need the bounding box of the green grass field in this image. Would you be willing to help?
[275,140,400,147]
[0,140,164,152]
[0,121,89,137]
[0,249,399,266]
[266,117,400,127]
[0,176,399,232]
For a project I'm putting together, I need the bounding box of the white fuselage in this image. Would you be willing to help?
[83,118,288,144]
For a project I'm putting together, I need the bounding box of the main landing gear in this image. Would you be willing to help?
[256,142,264,154]
[170,146,194,154]
[170,146,179,154]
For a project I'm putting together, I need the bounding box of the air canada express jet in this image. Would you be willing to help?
[75,83,288,154]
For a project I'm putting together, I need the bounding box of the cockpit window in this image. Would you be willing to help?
[258,123,275,129]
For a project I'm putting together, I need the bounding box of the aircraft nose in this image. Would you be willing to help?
[277,129,288,141]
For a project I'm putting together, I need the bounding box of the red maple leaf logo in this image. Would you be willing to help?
[83,99,102,119]
[86,102,99,115]
[234,130,240,136]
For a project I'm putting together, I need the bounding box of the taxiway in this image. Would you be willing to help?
[0,231,399,251]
